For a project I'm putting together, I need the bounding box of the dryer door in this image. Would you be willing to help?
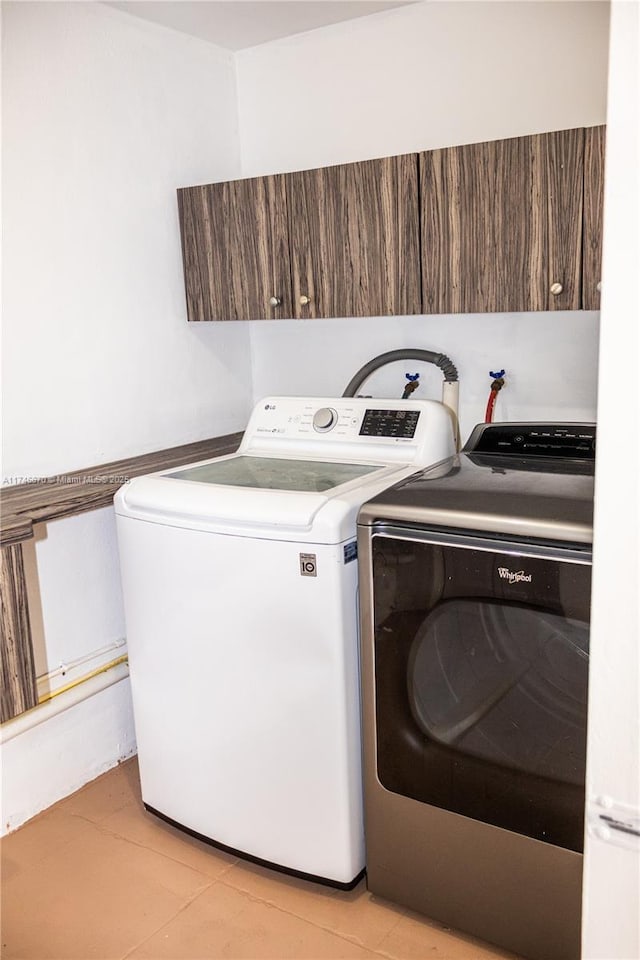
[371,528,591,852]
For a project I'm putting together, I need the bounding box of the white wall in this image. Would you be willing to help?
[581,2,640,957]
[248,312,600,445]
[2,1,250,480]
[236,0,609,176]
[25,510,127,695]
[1,1,247,829]
[238,0,608,438]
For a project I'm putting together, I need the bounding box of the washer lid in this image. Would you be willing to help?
[116,453,398,535]
[113,396,456,539]
[165,455,379,492]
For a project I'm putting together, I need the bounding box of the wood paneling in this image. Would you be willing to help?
[0,431,244,723]
[582,126,606,310]
[287,155,421,319]
[178,176,293,321]
[420,129,584,314]
[0,515,34,548]
[1,433,243,547]
[1,544,37,722]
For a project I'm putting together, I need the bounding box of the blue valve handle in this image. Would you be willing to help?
[490,369,505,379]
[405,373,420,382]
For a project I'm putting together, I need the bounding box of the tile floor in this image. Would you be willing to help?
[1,759,520,960]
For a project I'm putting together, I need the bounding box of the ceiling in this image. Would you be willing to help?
[104,1,416,52]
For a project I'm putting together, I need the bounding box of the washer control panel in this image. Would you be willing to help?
[359,408,420,440]
[250,398,424,443]
[241,396,456,466]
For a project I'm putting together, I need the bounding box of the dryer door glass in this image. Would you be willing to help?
[371,532,591,852]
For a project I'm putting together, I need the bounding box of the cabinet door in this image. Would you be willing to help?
[420,130,584,314]
[287,155,421,319]
[582,126,606,310]
[177,175,293,321]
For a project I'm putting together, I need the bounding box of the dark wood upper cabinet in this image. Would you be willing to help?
[286,155,421,319]
[178,126,604,322]
[582,125,606,310]
[177,174,293,321]
[178,156,420,322]
[420,129,585,314]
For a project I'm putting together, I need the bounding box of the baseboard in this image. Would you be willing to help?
[1,675,136,835]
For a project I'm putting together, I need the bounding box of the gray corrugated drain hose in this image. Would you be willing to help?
[342,349,459,397]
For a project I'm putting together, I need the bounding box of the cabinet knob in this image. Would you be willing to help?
[596,281,602,293]
[269,296,282,307]
[299,295,312,306]
[550,282,564,296]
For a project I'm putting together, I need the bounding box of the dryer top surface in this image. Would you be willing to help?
[359,428,595,545]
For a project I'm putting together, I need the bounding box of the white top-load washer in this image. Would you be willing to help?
[114,395,454,888]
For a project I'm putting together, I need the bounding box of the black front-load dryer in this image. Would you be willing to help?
[357,422,596,960]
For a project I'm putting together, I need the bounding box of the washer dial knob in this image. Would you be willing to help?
[312,407,338,432]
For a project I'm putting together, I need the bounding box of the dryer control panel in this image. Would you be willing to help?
[464,422,596,459]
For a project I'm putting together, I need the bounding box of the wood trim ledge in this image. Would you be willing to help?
[1,432,243,547]
[0,431,243,723]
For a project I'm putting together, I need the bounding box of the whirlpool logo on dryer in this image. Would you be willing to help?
[498,567,533,584]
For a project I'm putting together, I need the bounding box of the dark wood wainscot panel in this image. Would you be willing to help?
[420,129,585,314]
[582,125,606,310]
[0,432,243,722]
[287,155,422,319]
[1,544,38,723]
[178,175,293,321]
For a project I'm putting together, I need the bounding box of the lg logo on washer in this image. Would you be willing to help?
[300,553,317,577]
[498,567,533,584]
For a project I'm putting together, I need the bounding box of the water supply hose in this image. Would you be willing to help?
[342,348,460,449]
[485,369,506,423]
[342,349,459,397]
